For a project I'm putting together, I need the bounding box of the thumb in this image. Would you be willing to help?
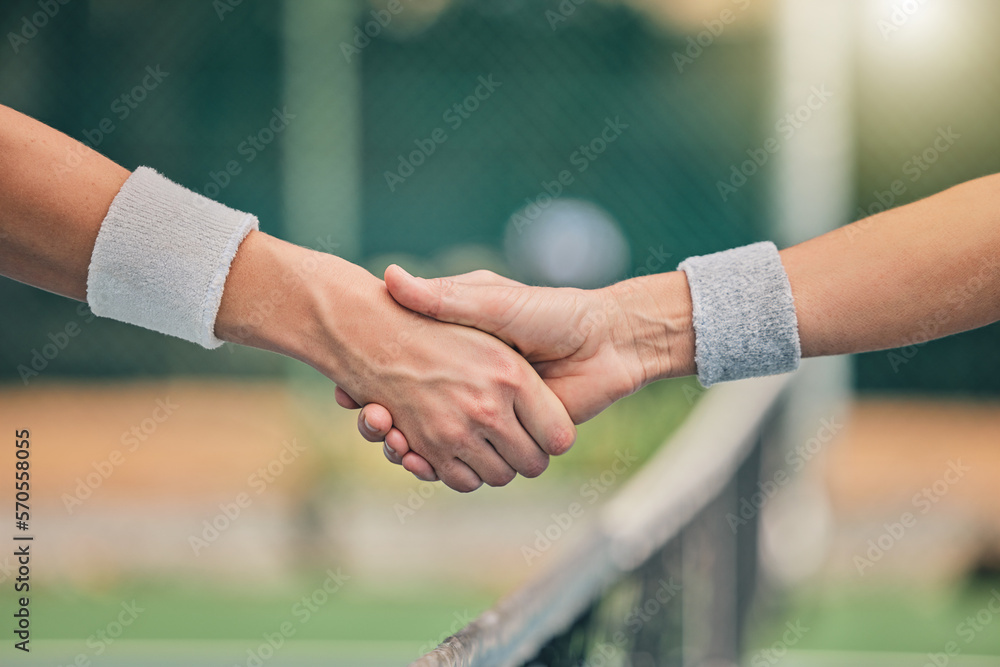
[334,386,361,410]
[385,264,520,335]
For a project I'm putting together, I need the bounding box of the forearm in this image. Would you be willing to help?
[0,105,368,366]
[0,104,130,300]
[617,174,1000,386]
[0,104,422,392]
[782,173,1000,357]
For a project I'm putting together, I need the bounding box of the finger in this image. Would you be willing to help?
[358,404,393,442]
[513,369,578,456]
[383,442,402,465]
[444,269,524,288]
[401,451,438,482]
[486,419,550,479]
[434,458,484,493]
[385,265,523,339]
[453,441,517,488]
[532,367,606,424]
[335,386,361,409]
[385,428,410,458]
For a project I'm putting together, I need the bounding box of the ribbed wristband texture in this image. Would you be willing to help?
[678,241,801,387]
[86,166,258,349]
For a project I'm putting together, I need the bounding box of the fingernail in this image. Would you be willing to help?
[363,416,375,433]
[384,441,397,457]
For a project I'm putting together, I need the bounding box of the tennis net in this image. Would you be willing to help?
[411,373,792,667]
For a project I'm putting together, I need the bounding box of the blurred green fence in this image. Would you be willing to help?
[1,0,998,393]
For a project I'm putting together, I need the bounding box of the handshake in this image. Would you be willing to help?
[326,263,698,492]
[6,114,994,497]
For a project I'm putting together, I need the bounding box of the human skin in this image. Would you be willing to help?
[0,104,576,492]
[348,175,1000,481]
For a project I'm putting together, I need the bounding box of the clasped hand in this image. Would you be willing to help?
[334,265,693,491]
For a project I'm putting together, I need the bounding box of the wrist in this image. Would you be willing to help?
[605,270,696,389]
[214,231,375,371]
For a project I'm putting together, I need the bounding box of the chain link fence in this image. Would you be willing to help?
[1,0,997,392]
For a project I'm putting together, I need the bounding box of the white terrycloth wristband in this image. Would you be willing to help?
[678,241,801,387]
[86,166,258,348]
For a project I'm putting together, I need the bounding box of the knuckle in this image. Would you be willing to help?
[488,468,517,488]
[520,454,550,479]
[546,425,577,456]
[433,278,457,302]
[454,477,482,493]
[418,278,451,318]
[469,397,503,427]
[438,460,481,493]
[493,357,524,389]
[436,422,467,448]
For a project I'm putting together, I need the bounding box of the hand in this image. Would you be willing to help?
[337,265,696,481]
[215,233,577,492]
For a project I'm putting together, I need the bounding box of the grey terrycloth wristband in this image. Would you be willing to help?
[678,241,801,387]
[86,166,258,349]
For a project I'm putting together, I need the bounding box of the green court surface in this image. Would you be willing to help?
[12,581,494,665]
[747,582,1000,657]
[11,640,417,667]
